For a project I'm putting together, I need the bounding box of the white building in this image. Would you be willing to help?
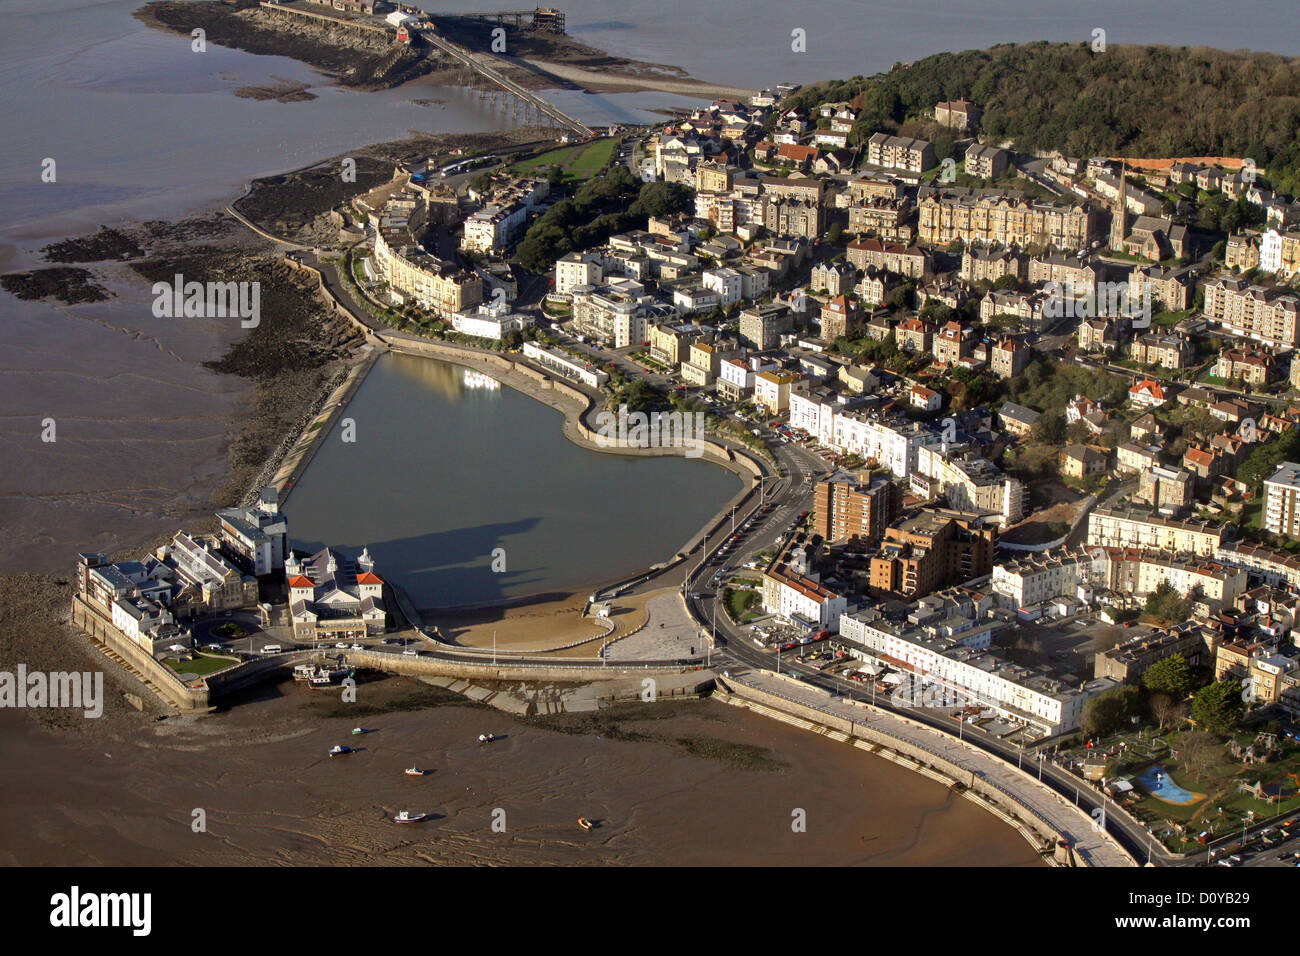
[830,412,930,478]
[1264,461,1300,537]
[450,306,535,341]
[554,252,603,295]
[839,610,1114,735]
[522,341,609,388]
[461,203,527,254]
[991,549,1095,611]
[702,267,744,307]
[673,285,721,315]
[788,387,838,440]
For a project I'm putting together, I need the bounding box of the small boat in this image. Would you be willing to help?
[351,727,366,735]
[329,745,353,757]
[394,810,427,824]
[577,817,594,831]
[405,767,425,777]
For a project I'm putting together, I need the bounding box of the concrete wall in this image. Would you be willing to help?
[70,597,209,712]
[344,649,690,682]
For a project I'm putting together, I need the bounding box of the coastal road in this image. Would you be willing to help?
[683,514,1166,866]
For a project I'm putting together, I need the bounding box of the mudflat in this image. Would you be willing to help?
[0,675,1044,866]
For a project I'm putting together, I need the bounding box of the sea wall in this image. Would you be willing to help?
[343,648,696,682]
[716,677,1104,866]
[70,597,208,713]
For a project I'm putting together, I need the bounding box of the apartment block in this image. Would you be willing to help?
[1264,461,1300,537]
[964,143,1009,180]
[1086,507,1225,555]
[867,133,935,173]
[1202,277,1300,349]
[814,473,902,546]
[739,302,793,350]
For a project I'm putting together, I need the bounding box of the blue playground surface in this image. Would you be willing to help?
[1136,765,1205,806]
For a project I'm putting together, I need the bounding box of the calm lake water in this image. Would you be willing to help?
[282,353,742,608]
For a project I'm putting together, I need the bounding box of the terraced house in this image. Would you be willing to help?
[1203,276,1300,349]
[917,186,1099,251]
[373,230,483,316]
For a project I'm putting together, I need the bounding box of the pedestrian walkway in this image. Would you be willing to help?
[606,591,703,661]
[726,670,1136,867]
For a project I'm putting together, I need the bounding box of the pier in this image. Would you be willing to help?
[415,23,591,138]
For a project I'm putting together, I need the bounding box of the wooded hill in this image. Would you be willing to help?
[785,42,1300,196]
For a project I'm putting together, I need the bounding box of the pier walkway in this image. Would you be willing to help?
[416,25,591,137]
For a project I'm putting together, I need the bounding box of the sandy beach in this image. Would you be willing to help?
[518,57,754,98]
[428,585,690,658]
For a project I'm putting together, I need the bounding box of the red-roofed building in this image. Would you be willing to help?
[285,546,387,641]
[1128,378,1167,408]
[776,143,820,171]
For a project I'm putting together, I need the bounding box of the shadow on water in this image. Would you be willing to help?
[291,514,547,609]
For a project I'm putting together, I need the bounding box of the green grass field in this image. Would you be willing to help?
[511,138,618,182]
[165,654,237,678]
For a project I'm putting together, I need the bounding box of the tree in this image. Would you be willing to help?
[627,181,692,219]
[1081,684,1141,738]
[1143,654,1192,700]
[1032,412,1067,445]
[1149,693,1176,731]
[1190,680,1244,736]
[1177,729,1219,782]
[826,222,844,245]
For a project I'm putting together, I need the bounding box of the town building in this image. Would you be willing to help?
[216,488,288,577]
[866,133,935,173]
[917,187,1098,250]
[813,473,902,546]
[1264,461,1300,537]
[934,99,981,130]
[868,508,997,598]
[373,230,483,316]
[761,534,847,632]
[964,143,1009,180]
[1086,507,1225,556]
[998,402,1041,438]
[286,547,387,642]
[739,302,793,350]
[1202,277,1300,349]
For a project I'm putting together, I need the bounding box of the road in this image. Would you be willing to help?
[676,495,1173,865]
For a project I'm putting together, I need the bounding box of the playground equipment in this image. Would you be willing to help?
[1228,733,1280,765]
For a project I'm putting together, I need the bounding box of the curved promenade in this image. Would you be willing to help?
[718,670,1136,867]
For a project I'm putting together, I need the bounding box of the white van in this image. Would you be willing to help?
[262,644,282,653]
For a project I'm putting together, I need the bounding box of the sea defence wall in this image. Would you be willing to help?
[715,676,1110,866]
[70,597,209,713]
[343,648,694,683]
